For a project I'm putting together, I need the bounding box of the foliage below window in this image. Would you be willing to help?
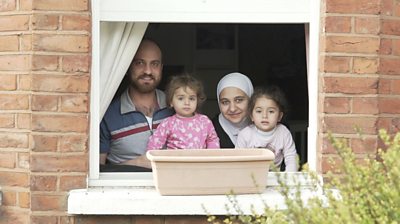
[207,129,400,224]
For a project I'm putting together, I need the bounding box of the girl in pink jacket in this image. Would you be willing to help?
[147,74,220,150]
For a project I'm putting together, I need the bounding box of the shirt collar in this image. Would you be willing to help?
[120,88,136,114]
[120,88,166,114]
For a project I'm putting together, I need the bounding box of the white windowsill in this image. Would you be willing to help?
[68,172,325,215]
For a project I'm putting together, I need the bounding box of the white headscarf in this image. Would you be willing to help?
[216,72,254,145]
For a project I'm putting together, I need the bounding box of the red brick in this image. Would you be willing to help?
[59,135,87,152]
[62,14,90,31]
[18,152,30,169]
[32,94,58,111]
[395,0,400,16]
[0,94,29,110]
[392,79,400,94]
[325,36,379,54]
[21,34,32,51]
[326,0,379,14]
[60,175,86,191]
[60,216,75,224]
[63,55,90,72]
[2,191,16,206]
[19,0,32,10]
[325,16,351,33]
[0,15,29,31]
[0,133,29,148]
[32,55,59,71]
[31,194,67,211]
[17,113,31,129]
[381,19,400,36]
[321,156,344,174]
[379,98,400,114]
[323,97,350,113]
[33,34,89,53]
[0,209,29,224]
[352,97,379,114]
[0,0,16,11]
[33,0,89,11]
[31,154,88,172]
[61,95,88,112]
[351,137,377,154]
[323,77,378,94]
[135,216,163,224]
[377,117,400,134]
[18,74,31,90]
[18,191,30,208]
[0,152,16,168]
[0,171,29,187]
[355,17,379,34]
[321,136,337,154]
[0,113,14,128]
[0,35,18,51]
[75,216,133,224]
[0,74,16,90]
[31,216,58,224]
[32,14,59,30]
[393,39,400,56]
[353,57,378,74]
[0,55,30,71]
[165,216,209,224]
[380,38,392,55]
[32,74,89,93]
[380,58,400,75]
[323,56,350,73]
[378,78,391,94]
[31,175,57,191]
[323,116,377,134]
[381,0,393,16]
[32,114,88,132]
[32,135,58,152]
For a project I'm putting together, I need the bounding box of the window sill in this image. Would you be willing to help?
[68,172,324,215]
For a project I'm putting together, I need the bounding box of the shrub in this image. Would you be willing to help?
[207,129,400,224]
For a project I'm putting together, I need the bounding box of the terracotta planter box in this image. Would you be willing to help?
[146,149,275,195]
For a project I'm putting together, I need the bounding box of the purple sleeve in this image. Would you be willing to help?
[147,118,170,150]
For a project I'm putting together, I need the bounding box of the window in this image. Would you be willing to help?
[89,0,319,186]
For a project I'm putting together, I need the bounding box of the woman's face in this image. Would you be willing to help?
[218,87,249,124]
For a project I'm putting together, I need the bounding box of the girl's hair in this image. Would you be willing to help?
[248,85,288,115]
[165,73,206,110]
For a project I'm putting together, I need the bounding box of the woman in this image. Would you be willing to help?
[212,72,254,148]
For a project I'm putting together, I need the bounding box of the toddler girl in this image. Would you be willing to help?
[147,74,220,149]
[236,86,298,171]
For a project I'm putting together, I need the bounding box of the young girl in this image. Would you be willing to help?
[147,74,220,150]
[236,86,298,171]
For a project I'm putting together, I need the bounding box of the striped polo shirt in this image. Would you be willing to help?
[100,88,173,164]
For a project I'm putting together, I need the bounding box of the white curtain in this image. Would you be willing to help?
[100,22,148,119]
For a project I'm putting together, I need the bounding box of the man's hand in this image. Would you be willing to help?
[119,154,152,168]
[100,153,107,165]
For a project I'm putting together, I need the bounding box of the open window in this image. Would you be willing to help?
[89,0,320,186]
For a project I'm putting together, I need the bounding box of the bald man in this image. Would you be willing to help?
[100,39,173,171]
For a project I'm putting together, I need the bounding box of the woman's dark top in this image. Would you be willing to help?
[212,115,235,148]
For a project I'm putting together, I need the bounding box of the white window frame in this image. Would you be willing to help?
[89,0,320,186]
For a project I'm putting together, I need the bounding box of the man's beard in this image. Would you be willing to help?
[130,74,160,93]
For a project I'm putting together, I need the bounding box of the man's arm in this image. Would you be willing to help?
[119,154,152,168]
[100,153,107,165]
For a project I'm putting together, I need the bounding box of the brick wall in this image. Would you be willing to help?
[1,0,399,223]
[0,0,90,223]
[320,0,400,174]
